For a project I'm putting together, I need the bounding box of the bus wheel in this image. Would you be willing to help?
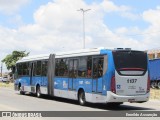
[151,82,156,89]
[157,82,160,89]
[78,90,86,106]
[36,86,41,98]
[20,91,25,95]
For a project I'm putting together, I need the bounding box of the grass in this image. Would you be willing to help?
[0,82,14,88]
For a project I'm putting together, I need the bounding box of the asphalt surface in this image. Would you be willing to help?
[0,87,160,120]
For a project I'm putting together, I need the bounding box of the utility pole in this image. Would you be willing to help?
[77,8,91,49]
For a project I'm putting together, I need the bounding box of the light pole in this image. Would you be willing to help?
[77,8,91,49]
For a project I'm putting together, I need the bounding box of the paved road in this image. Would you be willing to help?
[0,87,160,120]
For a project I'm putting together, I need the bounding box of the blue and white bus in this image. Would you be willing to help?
[14,48,150,105]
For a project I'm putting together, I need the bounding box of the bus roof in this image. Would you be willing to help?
[16,54,50,63]
[16,47,113,63]
[56,47,110,58]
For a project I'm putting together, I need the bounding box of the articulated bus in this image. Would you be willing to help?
[14,48,150,106]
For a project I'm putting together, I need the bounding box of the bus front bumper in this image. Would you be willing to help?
[106,91,150,103]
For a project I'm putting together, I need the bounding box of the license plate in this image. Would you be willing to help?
[128,99,135,102]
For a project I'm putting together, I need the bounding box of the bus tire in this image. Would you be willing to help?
[151,82,156,89]
[78,90,86,106]
[157,82,160,89]
[20,90,25,95]
[36,85,41,98]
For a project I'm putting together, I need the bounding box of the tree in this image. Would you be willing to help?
[1,51,29,73]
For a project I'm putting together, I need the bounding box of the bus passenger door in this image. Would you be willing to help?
[68,59,78,90]
[92,57,103,93]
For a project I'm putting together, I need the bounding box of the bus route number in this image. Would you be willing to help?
[127,79,137,83]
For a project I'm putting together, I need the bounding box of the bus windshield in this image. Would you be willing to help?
[112,50,147,76]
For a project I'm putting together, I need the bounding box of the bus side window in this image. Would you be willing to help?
[93,58,98,78]
[22,63,26,75]
[73,59,78,78]
[69,59,78,78]
[98,57,104,78]
[78,57,87,78]
[26,63,29,75]
[42,60,48,76]
[33,62,36,76]
[23,62,29,76]
[55,59,68,77]
[36,61,42,76]
[93,56,104,78]
[69,60,74,78]
[59,59,66,76]
[55,59,59,76]
[87,57,92,78]
[63,59,69,76]
[33,61,41,76]
[17,63,21,76]
[19,63,23,76]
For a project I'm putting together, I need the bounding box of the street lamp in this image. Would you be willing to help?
[77,8,91,49]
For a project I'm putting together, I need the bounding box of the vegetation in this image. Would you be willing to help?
[0,82,14,88]
[1,51,29,73]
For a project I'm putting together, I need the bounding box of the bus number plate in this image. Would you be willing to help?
[127,79,137,83]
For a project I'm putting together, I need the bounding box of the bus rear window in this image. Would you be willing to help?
[112,50,147,76]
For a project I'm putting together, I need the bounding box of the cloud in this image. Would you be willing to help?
[0,0,151,55]
[0,0,31,15]
[142,6,160,50]
[101,0,130,12]
[100,0,140,21]
[120,12,140,21]
[143,6,160,26]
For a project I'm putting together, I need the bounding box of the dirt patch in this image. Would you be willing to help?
[150,89,160,100]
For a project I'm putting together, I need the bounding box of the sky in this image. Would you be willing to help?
[0,0,160,72]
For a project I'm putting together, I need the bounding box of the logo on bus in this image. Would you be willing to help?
[117,85,121,89]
